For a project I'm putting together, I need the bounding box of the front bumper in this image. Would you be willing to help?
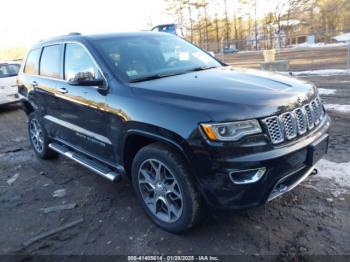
[190,114,331,210]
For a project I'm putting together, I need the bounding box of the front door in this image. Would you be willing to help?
[47,43,114,163]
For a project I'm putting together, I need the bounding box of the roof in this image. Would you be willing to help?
[32,31,170,48]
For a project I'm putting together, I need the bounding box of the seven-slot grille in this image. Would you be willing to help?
[262,97,325,144]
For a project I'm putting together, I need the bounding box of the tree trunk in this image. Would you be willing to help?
[224,0,230,48]
[187,1,194,43]
[254,0,258,50]
[204,4,209,50]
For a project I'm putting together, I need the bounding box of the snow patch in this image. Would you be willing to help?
[324,104,350,113]
[315,159,350,188]
[289,69,350,76]
[291,42,348,49]
[332,33,350,42]
[317,88,336,95]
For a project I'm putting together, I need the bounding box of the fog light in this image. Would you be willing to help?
[229,167,266,185]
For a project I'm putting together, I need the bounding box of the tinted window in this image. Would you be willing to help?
[64,43,100,81]
[40,45,61,79]
[0,64,21,78]
[160,25,175,33]
[152,25,176,33]
[24,49,41,75]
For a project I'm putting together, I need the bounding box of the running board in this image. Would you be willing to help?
[49,143,121,182]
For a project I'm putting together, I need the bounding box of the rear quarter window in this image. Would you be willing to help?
[24,49,42,75]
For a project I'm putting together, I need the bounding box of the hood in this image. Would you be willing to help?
[130,67,317,122]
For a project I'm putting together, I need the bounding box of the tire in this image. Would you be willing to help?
[28,111,58,159]
[131,142,204,233]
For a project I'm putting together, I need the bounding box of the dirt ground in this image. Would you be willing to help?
[0,74,349,258]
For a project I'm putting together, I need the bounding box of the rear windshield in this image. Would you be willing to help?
[0,64,21,78]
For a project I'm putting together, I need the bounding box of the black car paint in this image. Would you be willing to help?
[18,32,330,210]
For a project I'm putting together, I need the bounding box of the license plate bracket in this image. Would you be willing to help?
[306,135,329,166]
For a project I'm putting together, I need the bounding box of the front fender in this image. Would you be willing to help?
[120,122,192,164]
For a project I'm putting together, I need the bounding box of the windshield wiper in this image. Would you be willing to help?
[187,66,217,72]
[129,72,181,83]
[129,66,218,83]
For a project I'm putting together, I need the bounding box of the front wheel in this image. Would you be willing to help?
[131,143,204,233]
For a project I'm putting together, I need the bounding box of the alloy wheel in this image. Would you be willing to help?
[29,119,44,153]
[138,159,183,223]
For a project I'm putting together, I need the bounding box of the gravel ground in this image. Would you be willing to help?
[0,74,349,258]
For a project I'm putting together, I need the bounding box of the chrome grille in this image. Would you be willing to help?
[263,116,284,144]
[262,97,325,144]
[311,101,318,125]
[316,97,325,117]
[280,112,297,139]
[313,99,323,125]
[293,108,307,135]
[304,104,314,129]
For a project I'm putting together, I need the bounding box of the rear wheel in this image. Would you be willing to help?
[28,112,57,159]
[131,142,204,233]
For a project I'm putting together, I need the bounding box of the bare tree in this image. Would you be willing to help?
[253,0,258,49]
[186,0,194,42]
[214,13,221,52]
[223,0,230,47]
[202,1,210,50]
[165,0,186,35]
[165,0,350,51]
[317,0,346,41]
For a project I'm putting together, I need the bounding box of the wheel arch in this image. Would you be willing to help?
[21,98,37,115]
[122,129,193,179]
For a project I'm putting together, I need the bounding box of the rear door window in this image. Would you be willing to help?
[24,49,41,75]
[40,45,62,79]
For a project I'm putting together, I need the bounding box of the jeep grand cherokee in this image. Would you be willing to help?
[18,32,330,233]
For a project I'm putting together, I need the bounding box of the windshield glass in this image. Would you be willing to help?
[0,63,21,78]
[93,34,221,82]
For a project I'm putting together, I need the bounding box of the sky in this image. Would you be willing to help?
[1,0,273,49]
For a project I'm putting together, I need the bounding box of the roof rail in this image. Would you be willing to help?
[38,32,82,43]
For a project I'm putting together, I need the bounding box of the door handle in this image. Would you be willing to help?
[31,81,38,87]
[57,87,68,94]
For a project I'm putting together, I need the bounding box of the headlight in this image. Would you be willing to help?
[201,119,262,141]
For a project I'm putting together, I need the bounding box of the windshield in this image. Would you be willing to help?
[93,34,221,82]
[0,63,21,78]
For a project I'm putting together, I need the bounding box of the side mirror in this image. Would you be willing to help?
[67,71,105,87]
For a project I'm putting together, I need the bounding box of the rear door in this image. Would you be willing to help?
[46,42,114,163]
[18,48,50,114]
[36,44,63,119]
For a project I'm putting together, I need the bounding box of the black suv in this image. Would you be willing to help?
[18,32,330,233]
